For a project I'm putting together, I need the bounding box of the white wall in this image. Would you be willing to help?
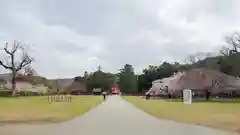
[5,81,48,93]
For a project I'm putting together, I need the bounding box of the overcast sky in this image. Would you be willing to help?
[0,0,240,79]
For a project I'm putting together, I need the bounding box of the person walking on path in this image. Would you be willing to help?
[145,92,150,100]
[102,91,107,101]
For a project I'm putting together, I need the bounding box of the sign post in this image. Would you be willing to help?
[183,89,192,104]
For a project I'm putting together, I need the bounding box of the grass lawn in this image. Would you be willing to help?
[123,96,240,133]
[0,96,103,124]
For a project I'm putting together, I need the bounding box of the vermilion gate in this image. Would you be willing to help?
[111,84,120,95]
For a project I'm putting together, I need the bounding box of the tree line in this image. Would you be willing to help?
[82,32,240,94]
[1,32,240,96]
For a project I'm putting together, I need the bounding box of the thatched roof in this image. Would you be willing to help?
[148,68,240,95]
[171,68,239,93]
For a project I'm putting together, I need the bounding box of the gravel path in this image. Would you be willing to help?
[0,96,239,135]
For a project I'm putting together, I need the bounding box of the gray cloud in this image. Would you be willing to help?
[0,0,240,78]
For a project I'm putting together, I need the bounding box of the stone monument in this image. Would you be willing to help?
[183,89,192,104]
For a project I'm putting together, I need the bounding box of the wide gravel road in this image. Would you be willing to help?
[0,96,239,135]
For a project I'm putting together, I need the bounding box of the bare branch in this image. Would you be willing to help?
[16,52,33,71]
[219,46,230,56]
[225,32,240,53]
[3,41,21,55]
[4,42,12,55]
[0,40,34,96]
[12,40,20,53]
[186,55,197,64]
[23,65,36,76]
[1,40,34,71]
[0,60,12,69]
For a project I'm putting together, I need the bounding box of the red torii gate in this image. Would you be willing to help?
[111,84,121,95]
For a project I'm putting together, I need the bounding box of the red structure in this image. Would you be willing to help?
[111,84,121,95]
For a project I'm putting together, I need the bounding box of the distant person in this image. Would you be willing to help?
[146,92,150,100]
[57,89,60,94]
[102,91,107,101]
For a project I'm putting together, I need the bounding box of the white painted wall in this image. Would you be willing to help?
[4,81,48,93]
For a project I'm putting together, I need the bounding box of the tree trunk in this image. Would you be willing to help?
[11,69,17,96]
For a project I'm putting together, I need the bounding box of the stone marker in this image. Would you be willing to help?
[183,89,192,104]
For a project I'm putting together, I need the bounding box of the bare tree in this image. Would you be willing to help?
[185,54,202,64]
[219,46,231,56]
[185,55,197,64]
[218,32,240,56]
[185,52,213,65]
[226,32,240,53]
[23,65,36,76]
[0,40,33,96]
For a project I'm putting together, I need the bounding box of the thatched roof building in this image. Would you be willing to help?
[147,68,240,96]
